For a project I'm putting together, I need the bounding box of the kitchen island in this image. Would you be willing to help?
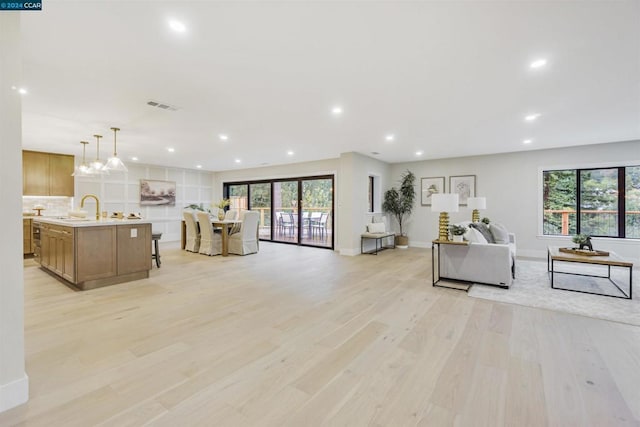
[33,217,152,290]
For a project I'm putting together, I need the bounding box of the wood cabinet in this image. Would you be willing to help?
[23,218,33,255]
[23,150,75,196]
[76,226,117,282]
[40,223,75,282]
[39,221,151,290]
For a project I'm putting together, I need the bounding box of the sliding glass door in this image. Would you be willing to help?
[223,175,334,249]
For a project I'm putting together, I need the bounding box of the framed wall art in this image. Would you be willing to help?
[140,179,176,206]
[421,177,445,206]
[449,175,476,206]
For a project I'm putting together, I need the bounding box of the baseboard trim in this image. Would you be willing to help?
[0,373,29,413]
[340,248,359,256]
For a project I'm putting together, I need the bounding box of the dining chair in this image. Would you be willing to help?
[311,212,329,238]
[228,211,260,255]
[196,211,221,256]
[183,211,201,252]
[224,209,239,221]
[281,212,296,236]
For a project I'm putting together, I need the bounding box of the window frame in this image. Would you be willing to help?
[541,164,638,239]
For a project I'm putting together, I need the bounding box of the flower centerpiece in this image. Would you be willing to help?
[216,198,231,220]
[449,224,467,242]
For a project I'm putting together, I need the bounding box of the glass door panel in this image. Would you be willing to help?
[250,183,271,240]
[273,180,299,243]
[228,184,248,212]
[301,177,333,248]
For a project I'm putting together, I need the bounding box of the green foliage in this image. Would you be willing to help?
[449,224,467,236]
[382,170,416,236]
[481,217,490,224]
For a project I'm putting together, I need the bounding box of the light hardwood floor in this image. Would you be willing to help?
[2,242,639,426]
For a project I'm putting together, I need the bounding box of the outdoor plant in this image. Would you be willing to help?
[449,224,467,236]
[572,233,589,245]
[382,170,416,237]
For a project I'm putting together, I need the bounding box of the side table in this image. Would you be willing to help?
[432,239,472,291]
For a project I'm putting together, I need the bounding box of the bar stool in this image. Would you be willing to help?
[152,232,162,268]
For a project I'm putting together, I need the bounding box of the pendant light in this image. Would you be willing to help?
[104,127,128,172]
[72,141,94,177]
[89,134,109,175]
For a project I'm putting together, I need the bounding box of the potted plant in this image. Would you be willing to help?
[449,224,467,242]
[382,170,416,248]
[216,198,231,220]
[481,217,491,225]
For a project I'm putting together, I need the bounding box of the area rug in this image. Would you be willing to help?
[468,259,640,326]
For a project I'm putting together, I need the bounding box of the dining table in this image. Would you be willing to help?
[181,218,242,256]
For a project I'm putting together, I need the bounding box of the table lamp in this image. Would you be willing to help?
[431,193,459,241]
[467,197,486,223]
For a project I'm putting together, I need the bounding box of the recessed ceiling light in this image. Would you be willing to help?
[196,164,202,169]
[219,134,229,141]
[415,150,424,156]
[385,134,395,142]
[524,113,541,122]
[287,150,294,156]
[530,58,548,69]
[168,20,186,33]
[167,147,175,153]
[234,159,241,164]
[131,156,138,161]
[523,139,533,144]
[331,106,343,115]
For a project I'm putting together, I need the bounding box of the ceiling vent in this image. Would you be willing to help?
[147,100,179,111]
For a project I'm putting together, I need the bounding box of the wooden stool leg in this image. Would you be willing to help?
[154,238,161,268]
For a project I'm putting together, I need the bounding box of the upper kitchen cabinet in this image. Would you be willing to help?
[23,150,75,196]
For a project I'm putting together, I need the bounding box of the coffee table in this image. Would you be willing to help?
[547,246,633,299]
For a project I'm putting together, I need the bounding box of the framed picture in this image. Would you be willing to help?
[421,177,445,206]
[449,175,476,206]
[140,179,176,206]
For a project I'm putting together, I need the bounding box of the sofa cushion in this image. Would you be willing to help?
[470,222,495,243]
[465,227,488,244]
[367,222,386,233]
[490,222,510,244]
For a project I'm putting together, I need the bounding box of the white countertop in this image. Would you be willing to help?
[33,217,153,227]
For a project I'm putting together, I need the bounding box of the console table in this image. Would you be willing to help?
[547,246,633,299]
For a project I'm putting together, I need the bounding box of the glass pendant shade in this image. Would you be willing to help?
[72,141,94,177]
[89,134,109,175]
[104,127,128,172]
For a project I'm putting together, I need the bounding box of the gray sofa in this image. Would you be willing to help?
[439,222,516,288]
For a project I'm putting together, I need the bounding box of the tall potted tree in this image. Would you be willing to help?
[383,170,416,248]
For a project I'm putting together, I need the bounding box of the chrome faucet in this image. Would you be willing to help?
[80,194,100,220]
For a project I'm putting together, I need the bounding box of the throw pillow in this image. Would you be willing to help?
[490,222,510,244]
[465,227,488,244]
[367,222,386,233]
[470,222,495,243]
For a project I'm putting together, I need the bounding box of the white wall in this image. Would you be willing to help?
[0,13,29,413]
[75,163,214,242]
[390,140,640,263]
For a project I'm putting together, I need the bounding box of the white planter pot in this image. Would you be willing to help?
[452,235,463,242]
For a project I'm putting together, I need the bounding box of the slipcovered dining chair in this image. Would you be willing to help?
[183,211,201,253]
[228,211,260,255]
[196,211,221,256]
[224,209,239,221]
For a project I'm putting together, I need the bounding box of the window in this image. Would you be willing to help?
[368,176,374,213]
[543,165,640,238]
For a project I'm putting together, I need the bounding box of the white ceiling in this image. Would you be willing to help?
[18,1,640,171]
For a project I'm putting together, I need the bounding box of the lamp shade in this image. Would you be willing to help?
[431,193,459,213]
[467,197,486,210]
